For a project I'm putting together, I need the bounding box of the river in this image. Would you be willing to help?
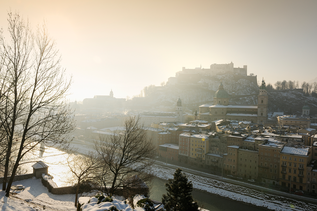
[21,145,269,211]
[149,177,269,211]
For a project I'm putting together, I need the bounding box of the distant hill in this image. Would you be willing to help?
[135,64,317,116]
[267,89,317,116]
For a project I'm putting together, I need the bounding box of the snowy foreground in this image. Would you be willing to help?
[150,163,317,211]
[0,178,203,211]
[0,178,159,211]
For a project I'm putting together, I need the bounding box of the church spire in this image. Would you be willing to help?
[110,89,113,98]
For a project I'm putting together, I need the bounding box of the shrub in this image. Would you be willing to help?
[137,198,155,211]
[108,206,119,211]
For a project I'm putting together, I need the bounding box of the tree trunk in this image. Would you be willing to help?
[5,157,20,197]
[75,178,80,207]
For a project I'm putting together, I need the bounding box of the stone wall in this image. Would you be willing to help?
[41,175,77,195]
[0,174,34,183]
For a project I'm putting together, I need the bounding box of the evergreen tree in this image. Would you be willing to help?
[162,168,199,211]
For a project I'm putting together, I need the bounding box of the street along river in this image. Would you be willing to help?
[149,177,269,211]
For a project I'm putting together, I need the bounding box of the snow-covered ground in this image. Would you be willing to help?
[0,178,76,211]
[0,178,161,211]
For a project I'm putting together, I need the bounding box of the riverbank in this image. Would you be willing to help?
[20,142,317,210]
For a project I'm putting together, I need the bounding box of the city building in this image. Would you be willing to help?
[199,80,268,124]
[280,146,312,191]
[258,140,284,184]
[237,148,258,180]
[223,145,239,176]
[189,134,210,166]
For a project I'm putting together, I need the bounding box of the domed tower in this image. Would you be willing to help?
[176,97,183,122]
[257,79,268,124]
[110,89,114,98]
[213,82,230,106]
[302,104,310,116]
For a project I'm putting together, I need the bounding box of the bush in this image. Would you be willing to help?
[94,193,113,204]
[137,198,155,211]
[108,206,119,211]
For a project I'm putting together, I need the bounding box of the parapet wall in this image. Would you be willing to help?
[0,174,34,183]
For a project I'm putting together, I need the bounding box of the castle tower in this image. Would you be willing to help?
[257,79,268,124]
[302,103,310,116]
[176,97,183,122]
[110,89,114,98]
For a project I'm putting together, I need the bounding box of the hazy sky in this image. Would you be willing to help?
[1,0,316,101]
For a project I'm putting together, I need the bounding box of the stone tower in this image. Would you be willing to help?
[110,89,114,98]
[176,97,183,122]
[302,104,310,116]
[257,79,268,124]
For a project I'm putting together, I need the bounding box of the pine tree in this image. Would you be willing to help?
[162,168,199,211]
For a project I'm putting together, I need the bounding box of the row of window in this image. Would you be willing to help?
[282,156,304,162]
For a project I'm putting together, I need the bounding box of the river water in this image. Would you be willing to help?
[149,177,269,211]
[21,145,269,211]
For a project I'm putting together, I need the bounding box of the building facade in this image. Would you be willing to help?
[199,80,268,124]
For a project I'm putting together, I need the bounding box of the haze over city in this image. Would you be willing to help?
[1,0,316,101]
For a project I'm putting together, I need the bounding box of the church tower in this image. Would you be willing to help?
[302,103,310,116]
[257,79,268,124]
[176,97,183,122]
[213,82,230,106]
[110,89,114,98]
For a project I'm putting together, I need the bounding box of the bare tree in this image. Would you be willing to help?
[281,80,288,90]
[0,12,74,196]
[95,116,155,196]
[288,80,295,90]
[275,81,282,90]
[67,153,100,208]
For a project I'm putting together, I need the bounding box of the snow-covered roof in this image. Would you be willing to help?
[206,153,223,158]
[245,136,255,142]
[281,146,310,156]
[191,134,209,139]
[228,145,239,149]
[32,161,48,169]
[159,143,179,150]
[179,132,192,137]
[239,121,251,124]
[168,127,179,131]
[190,120,209,124]
[272,112,284,117]
[158,131,171,135]
[226,113,258,117]
[228,135,243,138]
[260,142,284,148]
[199,104,213,108]
[208,105,258,109]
